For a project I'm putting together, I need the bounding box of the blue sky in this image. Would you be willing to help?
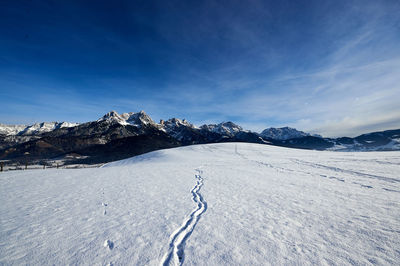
[0,0,399,137]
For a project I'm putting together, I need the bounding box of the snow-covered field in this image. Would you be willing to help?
[1,143,399,265]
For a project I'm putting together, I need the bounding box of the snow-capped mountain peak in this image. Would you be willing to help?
[217,121,243,136]
[201,121,244,137]
[102,110,119,118]
[126,111,155,126]
[163,118,196,129]
[0,122,79,136]
[98,110,126,124]
[260,127,311,140]
[158,118,199,142]
[19,122,79,135]
[2,111,399,156]
[98,110,155,127]
[0,124,28,135]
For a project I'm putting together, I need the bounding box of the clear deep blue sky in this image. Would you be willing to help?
[1,0,399,137]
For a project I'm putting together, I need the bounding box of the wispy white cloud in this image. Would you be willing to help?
[153,1,400,137]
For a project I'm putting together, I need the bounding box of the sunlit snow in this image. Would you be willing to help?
[1,143,399,265]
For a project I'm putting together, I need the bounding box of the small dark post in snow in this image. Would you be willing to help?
[0,162,3,172]
[56,163,59,169]
[24,152,30,170]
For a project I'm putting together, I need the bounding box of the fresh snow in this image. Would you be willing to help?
[1,143,399,265]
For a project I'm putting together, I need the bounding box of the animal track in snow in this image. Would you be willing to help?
[328,176,345,182]
[382,187,400,193]
[104,239,114,250]
[234,148,291,173]
[292,159,399,183]
[102,202,108,215]
[160,170,207,266]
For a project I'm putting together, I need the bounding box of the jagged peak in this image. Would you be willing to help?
[101,110,121,119]
[98,111,126,125]
[214,121,243,136]
[126,111,155,125]
[200,121,243,137]
[218,121,242,129]
[120,112,134,120]
[0,121,79,136]
[165,118,193,127]
[98,110,155,126]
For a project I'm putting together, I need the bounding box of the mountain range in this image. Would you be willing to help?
[1,110,399,165]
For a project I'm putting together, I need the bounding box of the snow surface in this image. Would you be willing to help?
[1,143,399,265]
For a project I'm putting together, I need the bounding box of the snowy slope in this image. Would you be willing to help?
[1,143,399,265]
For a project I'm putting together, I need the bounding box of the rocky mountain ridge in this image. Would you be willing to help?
[0,122,79,136]
[1,110,399,165]
[260,126,322,140]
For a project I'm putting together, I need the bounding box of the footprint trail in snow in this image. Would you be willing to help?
[160,170,207,266]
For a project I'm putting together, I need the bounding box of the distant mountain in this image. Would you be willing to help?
[0,111,177,164]
[0,122,79,150]
[0,110,399,165]
[97,110,156,127]
[201,122,244,137]
[161,118,206,144]
[260,127,312,140]
[0,122,78,136]
[264,129,400,151]
[329,129,400,151]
